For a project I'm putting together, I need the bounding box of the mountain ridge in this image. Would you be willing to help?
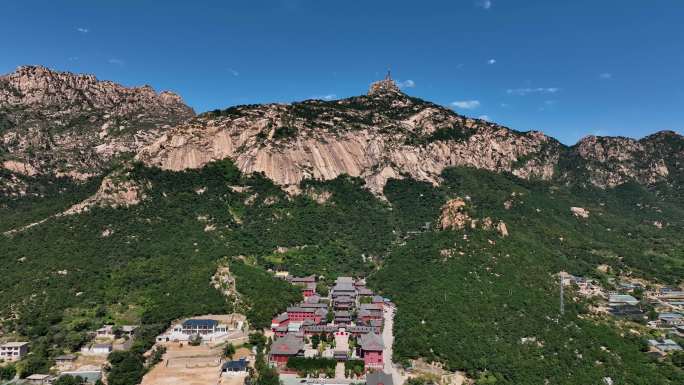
[1,65,682,195]
[0,65,194,195]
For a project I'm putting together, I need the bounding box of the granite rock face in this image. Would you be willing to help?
[137,81,565,194]
[138,77,682,195]
[2,67,682,197]
[0,65,194,180]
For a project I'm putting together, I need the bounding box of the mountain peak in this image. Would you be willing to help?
[368,71,403,96]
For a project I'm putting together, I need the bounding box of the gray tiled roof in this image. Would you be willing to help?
[287,306,315,313]
[366,371,393,385]
[359,332,384,351]
[270,334,304,356]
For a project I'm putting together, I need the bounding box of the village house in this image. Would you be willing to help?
[609,305,645,321]
[675,325,684,337]
[275,271,290,279]
[96,324,115,338]
[648,339,683,353]
[120,325,138,337]
[358,332,384,370]
[608,294,639,307]
[0,341,29,362]
[81,342,112,356]
[269,334,304,367]
[24,374,54,385]
[222,358,250,376]
[54,354,77,370]
[657,312,684,327]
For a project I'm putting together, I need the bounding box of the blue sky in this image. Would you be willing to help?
[2,0,683,144]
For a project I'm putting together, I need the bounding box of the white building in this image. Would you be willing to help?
[81,342,112,356]
[156,318,233,343]
[0,342,29,362]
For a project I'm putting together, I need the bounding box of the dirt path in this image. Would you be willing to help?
[382,305,407,385]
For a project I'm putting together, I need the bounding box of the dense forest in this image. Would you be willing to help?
[1,160,683,383]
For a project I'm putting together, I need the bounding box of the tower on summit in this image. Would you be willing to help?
[368,69,401,96]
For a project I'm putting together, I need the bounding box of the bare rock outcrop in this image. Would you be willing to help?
[138,75,681,195]
[137,78,562,195]
[439,198,470,230]
[439,198,509,237]
[570,207,590,219]
[64,171,147,215]
[0,65,194,179]
[561,132,680,188]
[2,67,682,198]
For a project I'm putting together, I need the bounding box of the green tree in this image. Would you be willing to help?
[0,365,16,381]
[188,334,202,346]
[257,366,281,385]
[53,375,86,385]
[249,332,267,352]
[672,351,684,368]
[223,343,236,359]
[107,351,144,385]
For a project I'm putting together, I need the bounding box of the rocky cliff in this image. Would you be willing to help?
[0,65,194,184]
[2,66,682,197]
[137,77,564,194]
[137,76,682,194]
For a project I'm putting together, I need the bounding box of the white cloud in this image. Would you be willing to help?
[599,72,612,80]
[76,27,89,33]
[312,94,337,101]
[228,68,240,77]
[478,115,491,121]
[451,100,481,110]
[107,58,124,66]
[397,79,416,88]
[499,103,510,108]
[506,87,559,96]
[476,0,492,10]
[487,59,497,65]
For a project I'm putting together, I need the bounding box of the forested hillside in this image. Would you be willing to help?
[1,160,683,383]
[374,168,684,384]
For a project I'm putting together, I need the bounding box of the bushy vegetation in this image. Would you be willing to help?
[1,160,682,384]
[286,357,336,377]
[371,167,684,384]
[230,261,302,328]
